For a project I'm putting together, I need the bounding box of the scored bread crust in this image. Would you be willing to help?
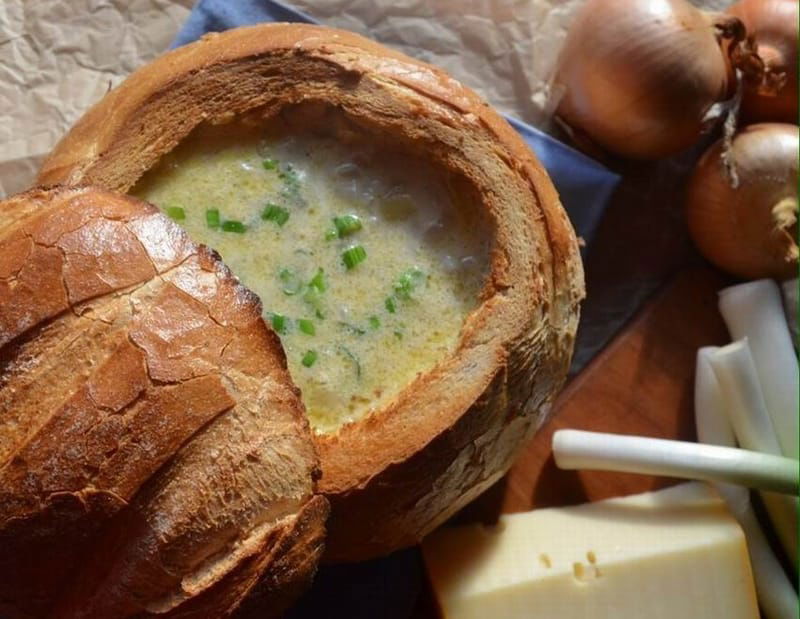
[0,186,328,618]
[38,23,585,561]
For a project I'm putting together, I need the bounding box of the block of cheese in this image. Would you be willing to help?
[422,483,759,619]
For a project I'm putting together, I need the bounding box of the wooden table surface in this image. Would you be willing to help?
[505,268,731,510]
[442,267,731,522]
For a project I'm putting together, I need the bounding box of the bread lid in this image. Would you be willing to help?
[38,23,585,561]
[0,186,327,617]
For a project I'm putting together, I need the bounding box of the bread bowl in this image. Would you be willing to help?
[0,186,327,617]
[38,23,585,561]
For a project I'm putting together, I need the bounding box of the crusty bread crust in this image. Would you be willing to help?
[38,23,585,561]
[0,186,327,618]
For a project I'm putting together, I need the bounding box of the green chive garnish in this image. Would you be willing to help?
[279,268,303,295]
[222,220,247,233]
[308,268,326,293]
[262,204,290,226]
[270,313,289,334]
[369,315,380,329]
[262,158,279,170]
[333,214,362,238]
[165,206,185,221]
[393,267,426,300]
[298,319,315,336]
[338,345,361,378]
[304,289,324,318]
[299,270,327,317]
[278,164,299,184]
[205,208,220,228]
[325,227,339,241]
[342,245,367,270]
[339,321,366,336]
[278,164,304,205]
[301,350,318,368]
[385,297,397,313]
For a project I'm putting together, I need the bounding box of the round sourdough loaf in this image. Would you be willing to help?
[38,23,585,561]
[0,187,327,618]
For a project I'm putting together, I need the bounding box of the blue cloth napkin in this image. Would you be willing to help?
[172,0,620,244]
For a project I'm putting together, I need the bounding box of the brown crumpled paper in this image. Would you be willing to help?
[292,0,584,125]
[0,0,732,199]
[0,0,192,198]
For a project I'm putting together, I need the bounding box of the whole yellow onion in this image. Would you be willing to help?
[686,123,798,280]
[555,0,747,159]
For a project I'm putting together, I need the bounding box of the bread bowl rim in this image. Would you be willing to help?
[37,22,585,559]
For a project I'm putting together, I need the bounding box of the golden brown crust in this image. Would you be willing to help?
[0,186,326,617]
[231,495,329,619]
[38,23,584,561]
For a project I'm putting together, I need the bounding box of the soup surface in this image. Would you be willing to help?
[133,122,488,433]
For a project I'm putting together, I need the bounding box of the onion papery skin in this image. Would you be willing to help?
[555,0,737,159]
[729,0,799,123]
[687,123,799,280]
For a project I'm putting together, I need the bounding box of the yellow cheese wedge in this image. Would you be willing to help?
[422,483,759,619]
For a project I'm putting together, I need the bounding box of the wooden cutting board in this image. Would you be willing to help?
[452,267,732,523]
[504,266,732,510]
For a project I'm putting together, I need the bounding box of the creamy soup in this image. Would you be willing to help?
[133,122,488,433]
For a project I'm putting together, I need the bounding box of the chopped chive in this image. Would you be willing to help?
[262,158,279,170]
[338,345,361,378]
[393,267,426,300]
[279,268,303,295]
[369,315,380,330]
[278,164,299,184]
[308,268,326,293]
[298,318,315,336]
[262,204,290,226]
[385,297,397,313]
[222,220,247,233]
[301,350,318,368]
[278,163,304,206]
[342,245,367,270]
[339,321,366,336]
[393,330,404,340]
[270,313,289,334]
[333,214,362,238]
[304,288,324,317]
[205,208,220,228]
[325,227,339,241]
[302,270,326,317]
[165,206,185,221]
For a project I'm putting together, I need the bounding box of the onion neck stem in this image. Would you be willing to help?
[709,12,764,87]
[709,13,745,43]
